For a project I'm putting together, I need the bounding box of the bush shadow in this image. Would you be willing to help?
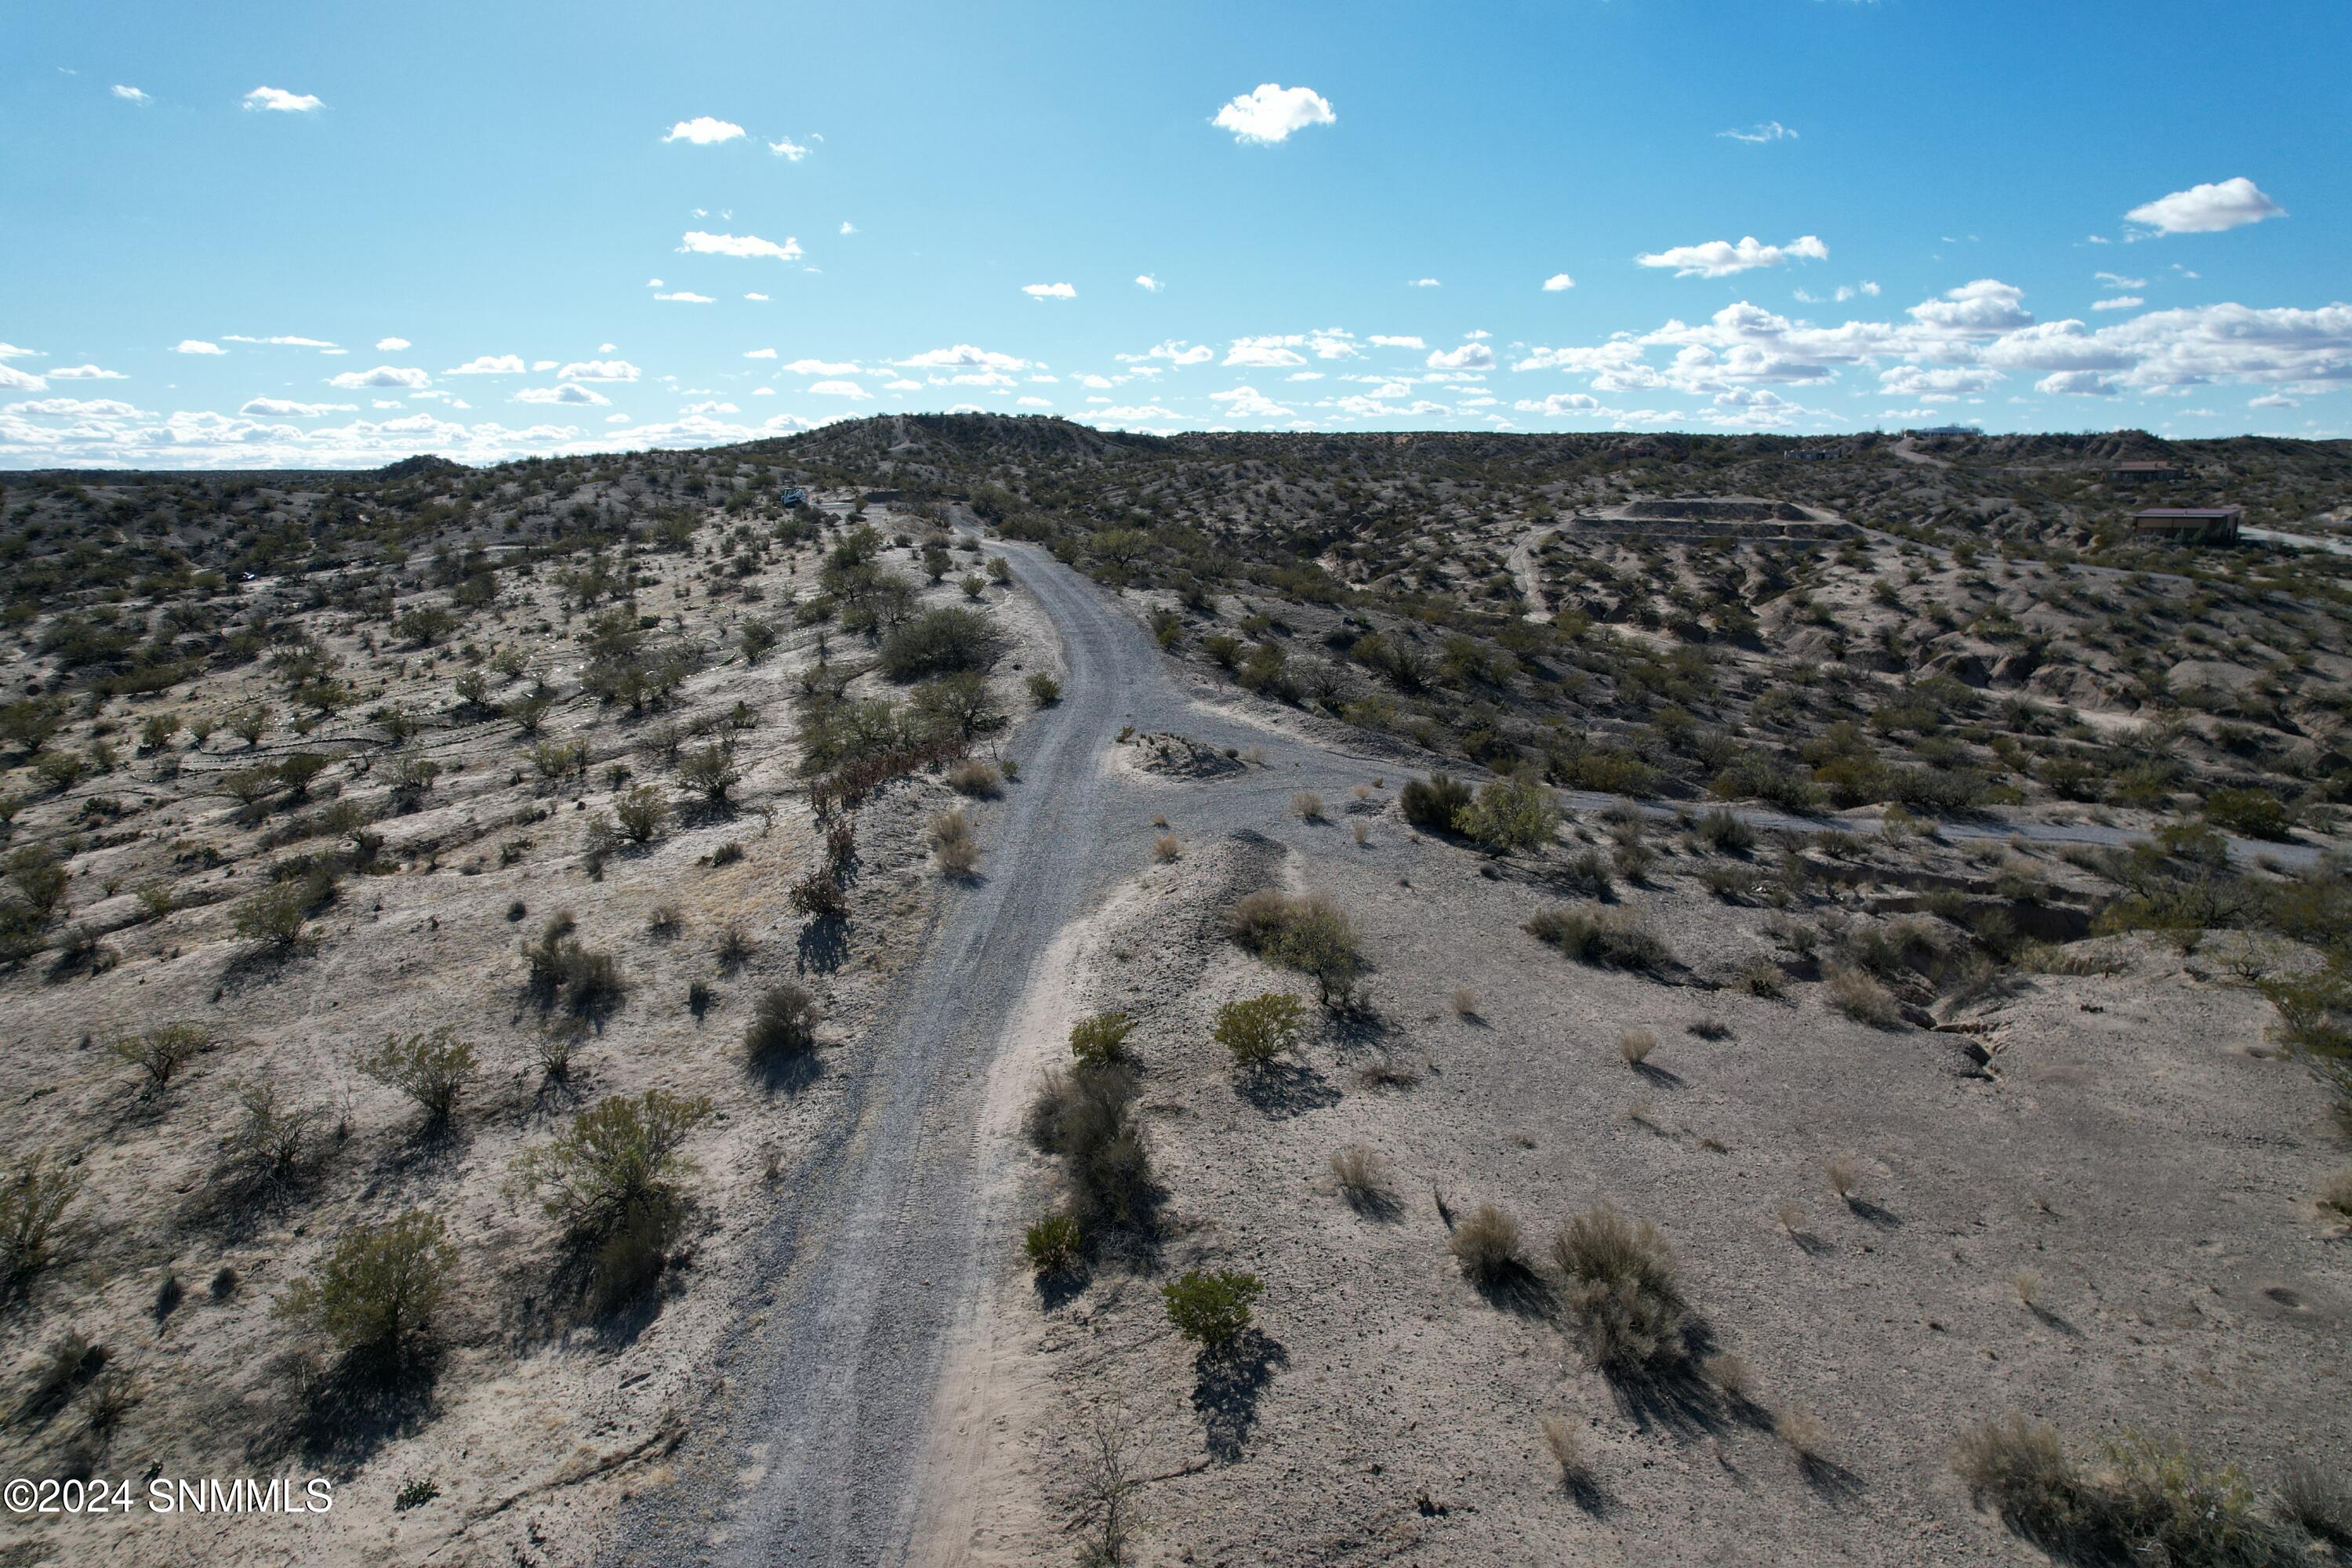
[1236,1058,1341,1119]
[795,916,849,975]
[1191,1327,1287,1462]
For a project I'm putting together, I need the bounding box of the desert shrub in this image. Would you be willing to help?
[358,1026,479,1130]
[1211,992,1305,1070]
[2203,788,2292,841]
[1329,1145,1389,1208]
[522,915,626,1015]
[1068,1011,1133,1067]
[108,1021,209,1093]
[1026,671,1061,706]
[1693,808,1757,855]
[274,1209,456,1366]
[1449,1203,1526,1286]
[1562,848,1613,898]
[1030,1065,1153,1233]
[1552,1207,1690,1373]
[789,867,848,919]
[947,758,1003,797]
[1162,1269,1261,1351]
[1152,833,1182,862]
[1401,772,1473,833]
[1225,890,1364,1005]
[931,808,980,877]
[1825,964,1900,1026]
[1542,1417,1593,1490]
[225,1081,319,1185]
[1459,775,1559,855]
[514,1090,713,1303]
[1734,955,1788,997]
[1524,903,1672,971]
[231,880,310,948]
[1022,1213,1083,1276]
[2278,1459,2352,1548]
[1618,1027,1657,1065]
[613,786,670,844]
[677,743,739,804]
[878,608,1006,680]
[1,1155,80,1294]
[1291,790,1325,822]
[746,983,820,1058]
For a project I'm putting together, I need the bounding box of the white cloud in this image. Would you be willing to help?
[1225,342,1305,368]
[837,222,855,236]
[1514,392,1603,416]
[1207,385,1292,419]
[784,358,861,376]
[2036,371,2120,397]
[49,365,125,380]
[8,397,145,417]
[238,397,353,416]
[242,86,321,113]
[532,359,556,371]
[2094,271,2146,291]
[2125,176,2284,235]
[223,334,338,348]
[1211,83,1335,144]
[517,384,611,405]
[1368,335,1425,350]
[681,401,739,415]
[768,136,811,160]
[884,378,923,392]
[1095,405,1178,422]
[0,343,38,361]
[808,379,870,398]
[678,230,803,261]
[1141,341,1213,366]
[1017,396,1052,408]
[445,354,526,376]
[1135,274,1163,292]
[0,367,49,393]
[1907,278,2033,334]
[653,290,715,303]
[664,116,746,145]
[1541,274,1576,292]
[1408,278,1440,288]
[111,85,148,104]
[1719,121,1796,144]
[375,336,410,351]
[2090,296,2143,312]
[896,345,1029,371]
[1878,365,2002,399]
[1076,373,1115,390]
[557,359,641,382]
[744,348,778,359]
[1426,342,1496,370]
[1636,234,1828,278]
[1022,281,1077,300]
[327,365,430,390]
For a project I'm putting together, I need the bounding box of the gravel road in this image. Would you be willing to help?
[619,528,2311,1566]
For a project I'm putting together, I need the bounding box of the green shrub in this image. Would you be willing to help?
[1,1154,80,1294]
[1225,891,1364,1005]
[1068,1011,1133,1067]
[522,914,626,1015]
[1022,1213,1083,1276]
[2204,788,2293,841]
[677,743,739,804]
[1029,1065,1154,1232]
[274,1209,456,1364]
[1162,1269,1261,1351]
[878,608,1007,680]
[107,1022,209,1093]
[1693,808,1757,855]
[1401,773,1473,832]
[1458,775,1559,855]
[231,880,310,948]
[225,1081,319,1185]
[1211,993,1305,1070]
[1523,903,1673,971]
[514,1090,713,1281]
[1026,671,1062,706]
[613,786,670,844]
[358,1026,479,1130]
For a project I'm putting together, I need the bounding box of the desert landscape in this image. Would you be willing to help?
[0,416,2347,1566]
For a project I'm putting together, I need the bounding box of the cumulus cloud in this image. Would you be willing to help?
[1225,342,1305,368]
[1426,342,1496,370]
[744,348,778,359]
[1207,385,1292,419]
[238,397,353,416]
[784,358,861,376]
[1132,341,1211,366]
[2125,176,2284,235]
[374,336,410,351]
[1022,281,1077,300]
[2036,371,2119,396]
[327,365,430,390]
[172,339,227,355]
[1907,278,2034,334]
[681,401,739,416]
[1135,274,1163,292]
[2090,296,2143,312]
[8,397,146,417]
[49,365,126,380]
[664,116,746,145]
[1368,335,1425,350]
[768,136,811,160]
[1878,365,2002,399]
[516,384,610,406]
[808,379,870,398]
[1541,274,1576,292]
[1719,120,1796,144]
[895,345,1029,371]
[1636,234,1828,278]
[557,359,641,382]
[1407,278,1440,288]
[445,354,526,376]
[223,334,338,349]
[1095,404,1179,422]
[1513,392,1604,416]
[1017,396,1052,408]
[653,290,715,303]
[0,368,45,392]
[242,85,321,113]
[111,85,148,104]
[1211,83,1335,144]
[2094,271,2146,291]
[679,230,803,261]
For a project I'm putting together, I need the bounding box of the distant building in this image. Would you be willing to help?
[2132,506,2241,545]
[2108,460,2181,482]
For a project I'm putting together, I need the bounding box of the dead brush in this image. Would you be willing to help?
[1541,1417,1594,1491]
[1448,1203,1526,1286]
[930,808,980,878]
[1329,1145,1391,1210]
[1551,1206,1690,1374]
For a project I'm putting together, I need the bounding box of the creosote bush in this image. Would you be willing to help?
[1525,902,1673,971]
[358,1026,478,1131]
[1552,1207,1690,1374]
[1458,774,1559,855]
[2,1155,81,1294]
[523,913,626,1016]
[1029,1064,1152,1235]
[108,1022,209,1094]
[514,1090,713,1306]
[1162,1269,1261,1352]
[274,1208,456,1367]
[1211,992,1305,1071]
[1068,1010,1133,1067]
[1401,772,1473,833]
[1225,890,1364,1006]
[746,983,820,1058]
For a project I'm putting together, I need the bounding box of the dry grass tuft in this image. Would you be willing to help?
[946,759,1003,798]
[1552,1206,1688,1373]
[1825,964,1900,1026]
[1448,1203,1526,1285]
[1152,833,1182,863]
[1329,1145,1390,1209]
[1824,1152,1865,1201]
[1618,1027,1657,1066]
[1541,1417,1592,1489]
[931,808,980,878]
[1291,790,1326,822]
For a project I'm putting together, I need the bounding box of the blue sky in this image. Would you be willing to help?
[4,1,2347,467]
